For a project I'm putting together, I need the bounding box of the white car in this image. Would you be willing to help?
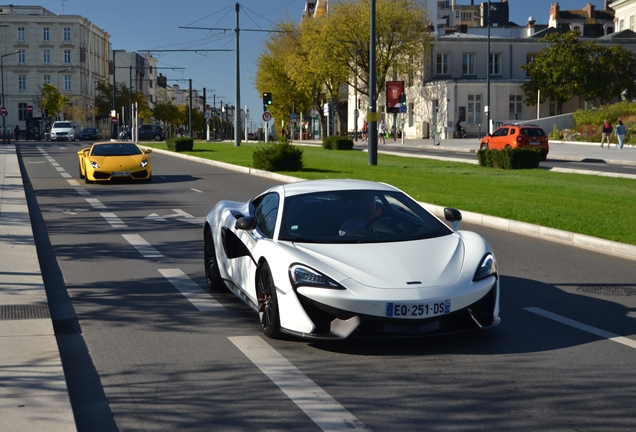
[204,179,500,340]
[50,121,76,141]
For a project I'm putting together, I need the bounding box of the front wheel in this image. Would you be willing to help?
[257,262,282,339]
[204,226,223,290]
[480,142,488,150]
[79,162,85,179]
[154,134,162,141]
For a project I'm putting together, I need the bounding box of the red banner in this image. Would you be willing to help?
[386,81,404,114]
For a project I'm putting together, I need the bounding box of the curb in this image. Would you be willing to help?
[149,147,636,262]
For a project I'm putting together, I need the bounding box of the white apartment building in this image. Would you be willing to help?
[0,4,109,137]
[613,0,636,31]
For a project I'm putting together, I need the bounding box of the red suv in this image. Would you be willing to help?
[479,124,549,161]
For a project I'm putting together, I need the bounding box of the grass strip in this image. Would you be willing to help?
[144,141,636,246]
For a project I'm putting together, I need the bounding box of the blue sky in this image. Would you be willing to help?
[7,0,607,124]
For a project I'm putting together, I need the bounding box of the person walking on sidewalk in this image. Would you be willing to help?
[14,124,20,141]
[378,120,387,145]
[615,120,626,150]
[600,120,612,149]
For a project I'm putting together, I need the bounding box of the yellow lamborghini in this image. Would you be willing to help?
[78,141,152,183]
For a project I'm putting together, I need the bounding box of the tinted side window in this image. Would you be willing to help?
[493,128,507,137]
[253,193,279,238]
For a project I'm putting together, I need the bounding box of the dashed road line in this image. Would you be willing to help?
[229,336,371,432]
[158,268,225,312]
[524,307,636,350]
[85,197,106,209]
[101,212,128,229]
[122,234,164,258]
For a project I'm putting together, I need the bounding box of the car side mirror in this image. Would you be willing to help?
[235,216,257,231]
[444,207,462,232]
[145,148,152,154]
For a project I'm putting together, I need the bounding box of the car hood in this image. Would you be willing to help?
[294,235,465,289]
[88,154,146,168]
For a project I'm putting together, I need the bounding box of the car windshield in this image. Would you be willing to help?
[54,122,72,129]
[279,189,452,244]
[90,143,143,156]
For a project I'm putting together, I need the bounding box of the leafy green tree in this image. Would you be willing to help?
[37,83,67,120]
[522,31,636,109]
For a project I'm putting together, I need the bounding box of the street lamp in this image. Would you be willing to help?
[486,0,491,133]
[1,50,20,144]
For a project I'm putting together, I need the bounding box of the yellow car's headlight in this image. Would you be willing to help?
[90,161,100,169]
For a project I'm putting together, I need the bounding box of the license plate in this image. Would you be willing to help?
[529,141,540,145]
[386,299,451,318]
[112,171,130,177]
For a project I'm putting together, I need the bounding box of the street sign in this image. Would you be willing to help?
[310,109,318,117]
[290,113,297,120]
[204,111,211,119]
[262,112,272,122]
[400,105,407,113]
[0,106,6,117]
[26,105,33,113]
[111,117,118,124]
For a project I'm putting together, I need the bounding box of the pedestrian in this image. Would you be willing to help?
[615,120,626,150]
[14,124,20,141]
[379,120,387,144]
[391,124,396,141]
[361,120,368,141]
[600,120,612,149]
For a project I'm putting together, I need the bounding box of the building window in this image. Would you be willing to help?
[462,53,475,75]
[64,27,71,42]
[490,53,501,76]
[549,97,557,117]
[631,16,634,30]
[467,94,482,125]
[509,94,523,120]
[43,75,51,85]
[18,50,26,64]
[19,103,27,121]
[18,75,27,91]
[18,27,25,41]
[64,50,72,65]
[432,99,439,125]
[436,53,449,75]
[455,10,460,19]
[408,103,414,127]
[525,54,536,77]
[43,27,50,41]
[64,75,72,91]
[43,50,51,64]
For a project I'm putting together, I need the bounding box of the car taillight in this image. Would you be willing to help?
[517,135,523,142]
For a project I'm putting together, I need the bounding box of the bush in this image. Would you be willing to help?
[549,123,563,140]
[167,137,194,152]
[477,148,542,169]
[322,135,354,150]
[253,137,303,172]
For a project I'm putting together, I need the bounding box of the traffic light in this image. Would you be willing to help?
[263,92,272,106]
[399,93,406,106]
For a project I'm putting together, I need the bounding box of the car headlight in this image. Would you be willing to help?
[140,159,148,168]
[289,264,344,290]
[90,161,100,169]
[473,253,497,281]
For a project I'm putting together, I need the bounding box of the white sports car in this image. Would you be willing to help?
[204,179,500,339]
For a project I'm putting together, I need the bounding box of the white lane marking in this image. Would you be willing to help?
[178,217,205,226]
[158,268,225,311]
[61,172,72,178]
[191,188,203,193]
[74,187,90,196]
[85,197,106,209]
[229,336,371,432]
[145,213,167,222]
[121,234,164,258]
[101,212,128,229]
[524,307,636,350]
[67,179,80,186]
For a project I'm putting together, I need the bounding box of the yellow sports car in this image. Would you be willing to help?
[78,141,152,183]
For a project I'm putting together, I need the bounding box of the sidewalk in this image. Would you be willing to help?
[0,144,76,431]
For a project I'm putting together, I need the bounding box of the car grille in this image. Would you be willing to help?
[93,172,111,180]
[131,170,148,179]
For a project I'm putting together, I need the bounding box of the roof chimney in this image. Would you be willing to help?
[583,3,595,19]
[527,16,536,36]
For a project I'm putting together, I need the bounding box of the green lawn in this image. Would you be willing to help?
[145,141,636,246]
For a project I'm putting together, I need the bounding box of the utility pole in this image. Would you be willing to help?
[234,2,240,146]
[368,0,378,165]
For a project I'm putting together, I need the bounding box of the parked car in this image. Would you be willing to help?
[119,124,165,141]
[50,121,76,141]
[79,128,102,140]
[204,179,500,340]
[479,124,549,161]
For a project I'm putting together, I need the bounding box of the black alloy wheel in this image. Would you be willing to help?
[204,227,223,290]
[257,261,282,338]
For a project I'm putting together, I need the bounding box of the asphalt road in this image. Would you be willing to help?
[19,142,636,431]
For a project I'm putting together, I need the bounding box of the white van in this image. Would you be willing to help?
[50,121,76,141]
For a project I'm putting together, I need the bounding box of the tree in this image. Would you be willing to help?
[522,31,636,110]
[63,96,96,126]
[94,81,152,125]
[36,83,67,120]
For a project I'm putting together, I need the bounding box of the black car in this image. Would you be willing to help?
[79,128,102,140]
[120,124,165,141]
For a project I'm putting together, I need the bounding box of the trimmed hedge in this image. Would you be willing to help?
[322,135,354,150]
[253,138,303,172]
[477,148,542,169]
[167,137,194,152]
